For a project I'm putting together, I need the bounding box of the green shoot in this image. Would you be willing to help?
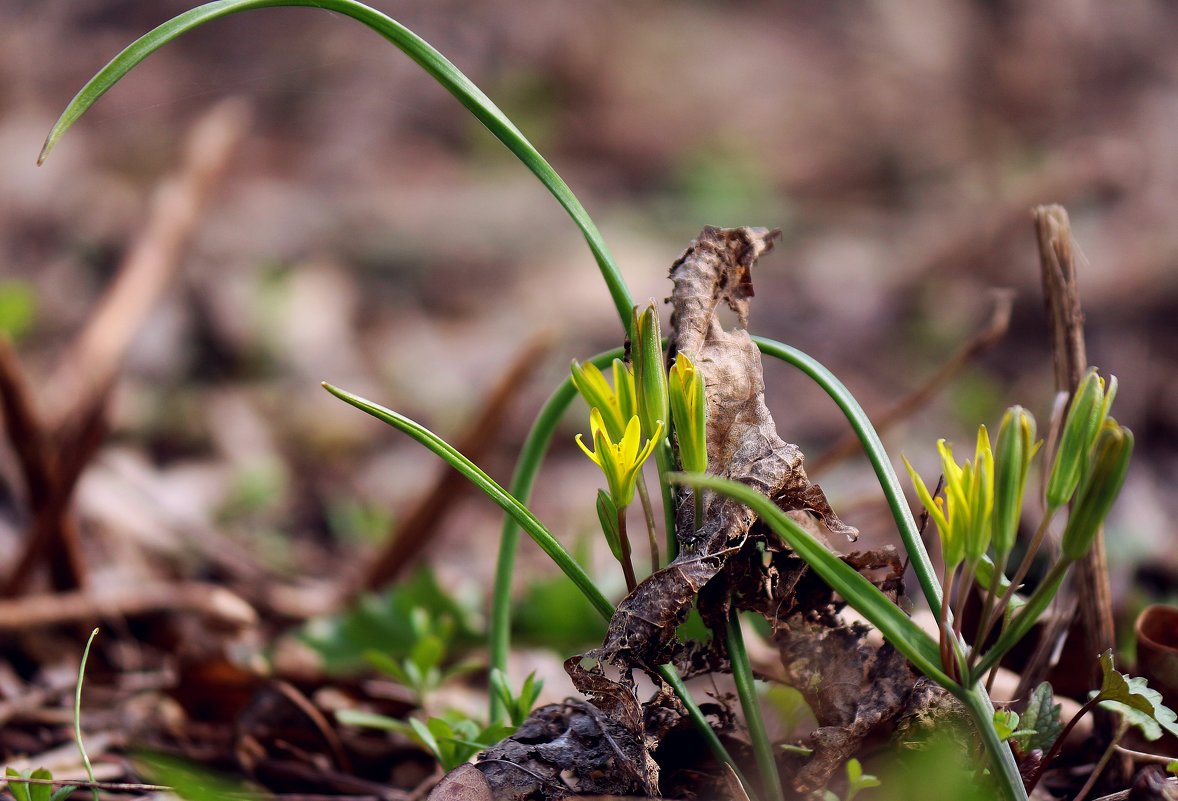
[489,669,543,729]
[75,628,99,801]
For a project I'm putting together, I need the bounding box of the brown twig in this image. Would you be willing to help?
[1026,204,1121,769]
[358,333,553,594]
[0,582,257,630]
[46,100,251,433]
[0,99,249,597]
[810,289,1014,474]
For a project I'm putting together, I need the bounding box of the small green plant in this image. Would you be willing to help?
[489,669,543,729]
[361,608,478,707]
[822,758,880,801]
[4,768,76,801]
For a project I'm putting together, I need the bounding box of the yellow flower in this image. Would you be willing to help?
[571,359,636,441]
[903,426,995,570]
[577,409,663,508]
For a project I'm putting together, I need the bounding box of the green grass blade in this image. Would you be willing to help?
[75,628,100,801]
[489,346,625,722]
[751,336,943,615]
[726,610,782,801]
[322,382,614,620]
[672,472,953,688]
[324,383,744,779]
[39,0,634,329]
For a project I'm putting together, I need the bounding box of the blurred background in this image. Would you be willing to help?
[2,0,1178,705]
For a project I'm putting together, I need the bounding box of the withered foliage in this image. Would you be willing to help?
[446,228,933,800]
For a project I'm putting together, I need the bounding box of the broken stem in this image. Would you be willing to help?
[726,609,783,801]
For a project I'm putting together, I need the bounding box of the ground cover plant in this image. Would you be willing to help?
[4,3,1178,801]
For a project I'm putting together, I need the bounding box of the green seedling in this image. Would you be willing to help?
[300,567,477,674]
[363,608,477,707]
[822,759,880,801]
[489,669,543,728]
[337,708,512,773]
[4,768,77,801]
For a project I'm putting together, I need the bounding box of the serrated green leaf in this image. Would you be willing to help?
[1096,650,1178,741]
[1018,682,1062,753]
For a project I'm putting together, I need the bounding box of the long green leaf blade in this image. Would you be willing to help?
[672,472,953,688]
[751,336,943,615]
[40,0,633,328]
[490,346,624,720]
[322,382,614,620]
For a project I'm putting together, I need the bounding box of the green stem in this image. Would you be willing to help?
[654,442,678,562]
[956,685,1030,801]
[976,514,1054,651]
[726,609,783,801]
[971,549,1009,671]
[655,663,752,790]
[636,476,660,573]
[751,337,942,616]
[617,507,638,593]
[971,558,1072,682]
[488,347,623,722]
[75,628,100,801]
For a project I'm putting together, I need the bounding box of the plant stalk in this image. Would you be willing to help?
[958,684,1030,801]
[617,508,638,593]
[636,476,660,573]
[726,609,784,801]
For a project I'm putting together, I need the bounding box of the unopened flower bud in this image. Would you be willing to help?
[993,406,1038,559]
[669,352,707,474]
[1060,422,1133,561]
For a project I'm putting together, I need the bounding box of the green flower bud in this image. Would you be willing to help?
[992,406,1038,559]
[965,425,994,563]
[1060,422,1133,561]
[1046,368,1106,510]
[570,358,636,442]
[631,303,669,441]
[595,489,622,562]
[668,352,707,474]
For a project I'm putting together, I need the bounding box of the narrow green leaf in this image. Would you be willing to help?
[750,337,943,616]
[41,0,633,328]
[672,472,953,688]
[323,382,613,621]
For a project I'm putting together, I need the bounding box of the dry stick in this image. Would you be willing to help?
[1025,206,1121,765]
[0,581,257,630]
[359,334,552,594]
[809,289,1014,474]
[46,99,252,431]
[0,337,87,595]
[1,100,250,598]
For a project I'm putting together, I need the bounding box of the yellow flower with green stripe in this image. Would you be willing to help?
[577,409,662,508]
